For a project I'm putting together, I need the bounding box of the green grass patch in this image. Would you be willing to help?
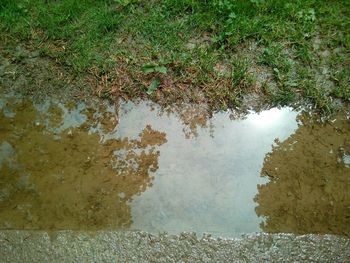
[1,0,349,112]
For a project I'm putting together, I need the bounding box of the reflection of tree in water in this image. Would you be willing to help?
[179,105,210,138]
[162,104,213,138]
[0,102,167,230]
[255,113,350,237]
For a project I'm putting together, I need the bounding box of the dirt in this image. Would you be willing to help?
[255,111,350,237]
[0,44,93,103]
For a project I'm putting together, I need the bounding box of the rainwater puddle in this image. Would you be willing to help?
[0,92,349,238]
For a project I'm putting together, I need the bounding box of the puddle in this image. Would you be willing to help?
[0,91,349,237]
[119,103,298,237]
[255,112,350,236]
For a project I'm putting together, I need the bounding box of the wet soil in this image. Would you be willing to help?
[0,44,93,102]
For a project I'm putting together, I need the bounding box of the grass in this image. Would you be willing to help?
[1,0,349,113]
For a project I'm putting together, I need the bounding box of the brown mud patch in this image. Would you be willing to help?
[255,112,350,237]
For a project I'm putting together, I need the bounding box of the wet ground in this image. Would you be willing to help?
[1,231,350,263]
[0,91,349,238]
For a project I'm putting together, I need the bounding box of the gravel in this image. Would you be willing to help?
[0,230,349,262]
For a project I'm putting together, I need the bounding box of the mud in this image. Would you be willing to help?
[0,45,91,103]
[255,111,350,237]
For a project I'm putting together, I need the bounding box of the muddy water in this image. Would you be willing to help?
[0,92,349,237]
[0,94,167,230]
[255,112,350,236]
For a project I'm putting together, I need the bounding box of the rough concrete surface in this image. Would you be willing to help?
[0,230,349,262]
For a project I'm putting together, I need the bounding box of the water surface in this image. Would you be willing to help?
[0,92,349,237]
